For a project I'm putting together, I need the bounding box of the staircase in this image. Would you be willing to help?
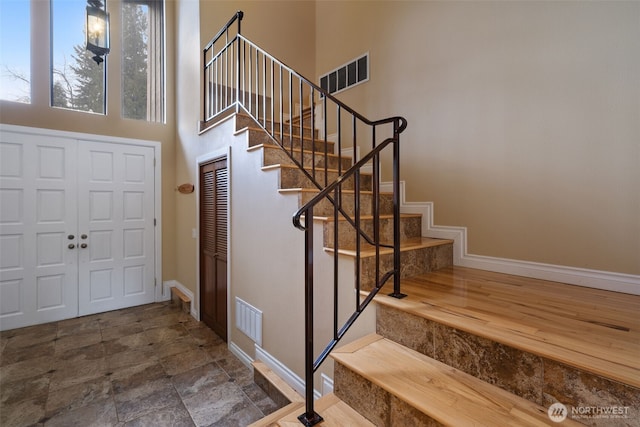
[202,13,639,426]
[229,111,639,427]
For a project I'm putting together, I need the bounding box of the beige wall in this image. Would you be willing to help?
[173,0,316,296]
[315,1,640,275]
[0,0,178,280]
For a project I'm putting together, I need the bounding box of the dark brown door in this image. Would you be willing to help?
[199,157,228,341]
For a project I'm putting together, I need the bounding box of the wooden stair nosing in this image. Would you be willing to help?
[252,361,304,404]
[170,286,190,303]
[332,334,585,427]
[324,237,454,258]
[262,163,374,180]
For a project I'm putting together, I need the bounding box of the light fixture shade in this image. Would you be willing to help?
[86,5,110,62]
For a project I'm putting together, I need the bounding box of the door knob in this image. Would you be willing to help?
[81,234,88,239]
[80,243,88,249]
[68,235,75,240]
[68,243,76,249]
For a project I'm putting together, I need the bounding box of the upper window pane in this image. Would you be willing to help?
[0,0,31,103]
[122,0,164,122]
[51,0,105,114]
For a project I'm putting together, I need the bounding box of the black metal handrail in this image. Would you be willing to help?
[203,12,407,426]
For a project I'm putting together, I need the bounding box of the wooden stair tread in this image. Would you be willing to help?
[274,393,375,427]
[326,237,454,257]
[370,266,640,388]
[332,334,584,427]
[278,188,391,196]
[262,163,369,175]
[169,286,190,303]
[247,402,305,427]
[314,213,422,222]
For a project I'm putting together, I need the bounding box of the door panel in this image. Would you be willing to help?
[200,157,228,341]
[78,142,155,315]
[0,133,78,330]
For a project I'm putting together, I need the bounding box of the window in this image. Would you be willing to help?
[122,0,164,122]
[47,0,164,119]
[51,0,105,113]
[320,53,369,97]
[0,0,31,103]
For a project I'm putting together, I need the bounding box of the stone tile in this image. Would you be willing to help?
[110,361,169,395]
[434,323,543,404]
[172,363,229,400]
[376,304,435,357]
[103,331,154,356]
[242,382,282,415]
[114,377,183,423]
[141,312,185,331]
[390,394,443,427]
[334,362,390,426]
[0,355,53,385]
[106,346,158,372]
[203,342,235,363]
[123,401,196,427]
[143,324,189,345]
[56,316,101,338]
[49,357,109,391]
[0,394,47,426]
[0,340,56,366]
[216,355,252,386]
[44,397,118,427]
[101,322,145,341]
[97,311,142,329]
[54,331,103,353]
[180,381,252,427]
[3,323,57,351]
[188,326,224,347]
[54,341,106,366]
[153,335,201,359]
[44,378,112,419]
[543,359,640,427]
[1,374,50,406]
[206,402,264,427]
[161,347,213,376]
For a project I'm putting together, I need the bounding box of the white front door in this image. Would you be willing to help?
[77,141,156,315]
[0,133,79,330]
[0,127,158,330]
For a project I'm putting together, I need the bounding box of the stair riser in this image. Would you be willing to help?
[237,114,319,138]
[334,363,443,427]
[360,244,453,291]
[278,168,373,191]
[323,216,422,249]
[262,146,352,170]
[298,192,394,217]
[375,304,640,419]
[247,128,335,153]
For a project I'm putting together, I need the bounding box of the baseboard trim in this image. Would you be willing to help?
[162,280,198,319]
[381,181,640,295]
[229,341,254,369]
[255,345,322,400]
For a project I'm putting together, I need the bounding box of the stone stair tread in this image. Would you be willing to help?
[371,266,640,389]
[332,334,584,427]
[273,393,375,427]
[325,237,453,257]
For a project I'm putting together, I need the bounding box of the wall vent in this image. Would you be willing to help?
[235,297,262,346]
[319,53,369,96]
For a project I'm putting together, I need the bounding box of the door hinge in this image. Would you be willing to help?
[154,278,157,287]
[154,218,156,226]
[153,157,156,167]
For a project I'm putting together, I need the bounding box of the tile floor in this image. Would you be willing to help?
[0,302,280,426]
